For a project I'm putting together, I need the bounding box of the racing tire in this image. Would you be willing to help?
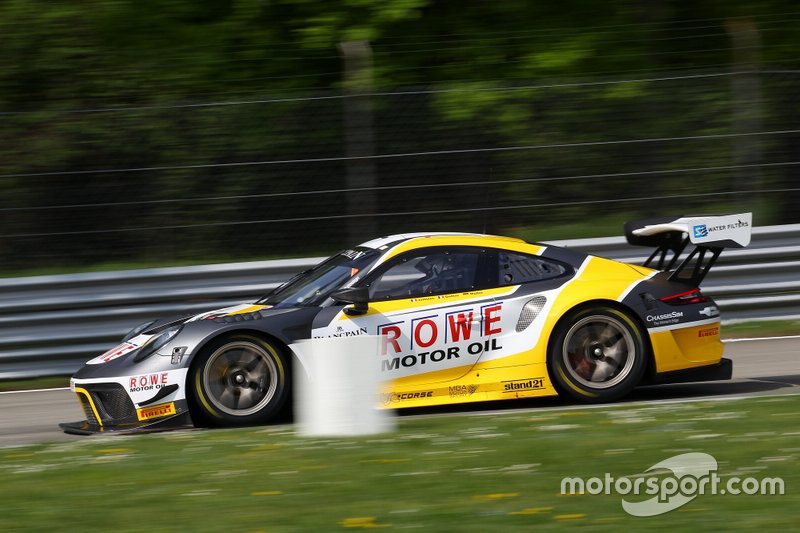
[548,306,646,402]
[189,334,290,427]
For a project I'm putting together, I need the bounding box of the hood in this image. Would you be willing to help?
[85,302,298,365]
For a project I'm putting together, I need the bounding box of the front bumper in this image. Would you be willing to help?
[60,381,193,435]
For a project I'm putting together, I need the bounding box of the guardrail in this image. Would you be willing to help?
[1,224,798,379]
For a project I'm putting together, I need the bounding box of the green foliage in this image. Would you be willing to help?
[285,0,428,45]
[0,1,798,273]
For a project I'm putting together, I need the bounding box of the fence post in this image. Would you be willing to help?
[726,17,763,215]
[340,40,377,245]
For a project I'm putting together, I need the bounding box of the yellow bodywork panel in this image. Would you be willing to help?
[650,322,723,373]
[377,254,656,409]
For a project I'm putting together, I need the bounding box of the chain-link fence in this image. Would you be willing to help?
[1,69,798,273]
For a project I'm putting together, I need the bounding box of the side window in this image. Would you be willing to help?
[497,251,567,285]
[370,251,480,300]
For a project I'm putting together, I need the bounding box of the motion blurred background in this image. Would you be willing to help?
[0,1,797,275]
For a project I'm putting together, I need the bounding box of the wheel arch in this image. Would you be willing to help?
[545,298,655,386]
[185,328,295,425]
[186,328,294,375]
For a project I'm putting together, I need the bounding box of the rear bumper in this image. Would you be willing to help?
[650,357,733,385]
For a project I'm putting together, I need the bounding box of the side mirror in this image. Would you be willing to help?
[331,286,370,316]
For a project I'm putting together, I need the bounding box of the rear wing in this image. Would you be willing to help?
[624,213,752,285]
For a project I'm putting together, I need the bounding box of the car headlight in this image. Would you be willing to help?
[123,320,157,342]
[133,325,182,363]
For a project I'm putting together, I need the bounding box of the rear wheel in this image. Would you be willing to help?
[190,334,290,426]
[548,306,646,402]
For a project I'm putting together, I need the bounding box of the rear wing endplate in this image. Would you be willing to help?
[624,213,752,285]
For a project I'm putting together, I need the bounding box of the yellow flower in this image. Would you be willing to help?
[554,513,586,520]
[338,517,391,528]
[509,507,553,515]
[473,493,519,500]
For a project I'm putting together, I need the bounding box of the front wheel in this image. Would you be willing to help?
[548,306,646,402]
[190,334,290,426]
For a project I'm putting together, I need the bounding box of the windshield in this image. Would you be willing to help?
[258,248,380,308]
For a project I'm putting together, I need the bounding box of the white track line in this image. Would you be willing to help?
[0,387,70,395]
[723,334,800,343]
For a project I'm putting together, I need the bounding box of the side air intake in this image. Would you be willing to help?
[516,296,547,332]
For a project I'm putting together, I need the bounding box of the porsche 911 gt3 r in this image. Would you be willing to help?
[61,213,751,434]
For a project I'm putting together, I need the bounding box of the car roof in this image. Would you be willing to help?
[355,232,592,275]
[358,232,526,251]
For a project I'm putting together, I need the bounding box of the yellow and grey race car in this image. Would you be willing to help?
[62,213,751,434]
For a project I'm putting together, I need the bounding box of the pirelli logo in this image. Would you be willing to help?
[136,402,176,421]
[698,327,720,338]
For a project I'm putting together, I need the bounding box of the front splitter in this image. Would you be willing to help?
[60,412,194,435]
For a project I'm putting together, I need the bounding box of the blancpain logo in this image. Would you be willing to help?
[646,311,684,322]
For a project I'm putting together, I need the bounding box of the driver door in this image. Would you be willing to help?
[317,247,506,387]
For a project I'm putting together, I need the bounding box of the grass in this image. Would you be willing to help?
[721,320,800,339]
[1,394,797,532]
[0,376,70,392]
[0,252,321,279]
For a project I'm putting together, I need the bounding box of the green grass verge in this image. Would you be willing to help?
[1,395,797,531]
[0,376,70,392]
[0,251,320,279]
[721,320,800,339]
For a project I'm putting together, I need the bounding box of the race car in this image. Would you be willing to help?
[61,213,752,434]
